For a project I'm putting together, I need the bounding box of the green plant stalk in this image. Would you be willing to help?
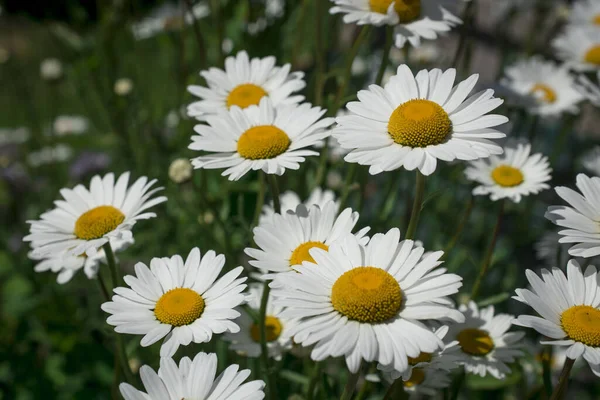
[527,114,540,142]
[340,369,361,400]
[103,242,122,289]
[338,164,358,210]
[383,377,407,400]
[405,171,426,240]
[209,0,224,64]
[184,0,207,68]
[542,346,554,398]
[314,0,326,107]
[306,361,322,400]
[443,194,475,255]
[266,174,281,214]
[252,172,266,227]
[470,200,504,300]
[291,0,310,68]
[452,0,475,69]
[355,364,376,400]
[549,357,575,400]
[375,26,394,86]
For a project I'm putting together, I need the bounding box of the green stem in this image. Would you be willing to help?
[449,370,466,400]
[375,26,394,86]
[184,0,207,68]
[542,346,554,398]
[549,357,575,400]
[291,0,310,68]
[443,194,475,255]
[338,164,358,211]
[102,242,122,289]
[116,333,135,384]
[355,364,376,400]
[452,0,475,69]
[340,369,361,400]
[550,115,575,164]
[209,0,224,64]
[470,200,504,301]
[258,282,276,399]
[383,378,407,400]
[314,0,326,106]
[266,174,281,214]
[527,114,540,142]
[306,362,322,400]
[405,171,426,240]
[252,172,266,227]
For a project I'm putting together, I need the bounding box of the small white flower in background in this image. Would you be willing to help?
[446,301,524,379]
[114,78,133,96]
[576,71,600,106]
[247,18,268,36]
[0,127,30,145]
[568,0,600,27]
[500,57,584,116]
[27,144,73,167]
[119,352,265,400]
[514,260,600,377]
[40,58,63,81]
[53,115,89,136]
[221,38,234,54]
[168,158,193,184]
[326,170,343,189]
[582,146,600,176]
[465,142,552,203]
[266,0,285,19]
[30,237,133,284]
[553,26,600,71]
[546,174,600,258]
[260,187,339,224]
[389,42,443,66]
[0,47,9,64]
[102,247,247,357]
[165,109,180,129]
[223,283,295,360]
[187,51,306,121]
[131,2,210,40]
[351,56,368,76]
[334,65,507,176]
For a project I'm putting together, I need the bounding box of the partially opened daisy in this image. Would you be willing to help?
[189,98,334,180]
[30,236,133,284]
[272,229,464,373]
[500,57,584,116]
[568,0,600,26]
[24,172,166,258]
[465,143,552,203]
[187,51,305,120]
[333,65,507,176]
[513,260,600,376]
[582,146,600,176]
[259,187,338,224]
[223,284,294,360]
[546,174,600,258]
[329,0,463,48]
[119,352,265,400]
[101,247,246,357]
[553,26,600,71]
[446,301,524,378]
[576,71,600,106]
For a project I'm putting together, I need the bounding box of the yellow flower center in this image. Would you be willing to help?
[594,15,600,25]
[457,328,495,356]
[388,99,452,148]
[561,305,600,347]
[331,267,402,323]
[289,241,329,266]
[250,315,283,342]
[237,125,291,160]
[369,0,421,23]
[408,352,433,365]
[530,83,557,104]
[74,205,125,240]
[154,288,205,327]
[585,45,600,66]
[226,83,268,109]
[491,165,524,187]
[404,368,425,388]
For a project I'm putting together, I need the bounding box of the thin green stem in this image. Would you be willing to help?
[549,357,575,400]
[452,1,475,69]
[291,0,310,68]
[338,164,358,211]
[470,200,504,301]
[209,0,224,64]
[340,369,361,400]
[306,362,322,400]
[383,378,406,400]
[97,271,111,302]
[258,282,276,399]
[375,26,394,86]
[443,194,475,255]
[449,370,466,400]
[542,346,554,398]
[355,364,376,400]
[252,172,266,227]
[405,171,426,240]
[266,174,281,214]
[102,242,122,289]
[314,0,326,106]
[183,0,207,68]
[527,114,540,142]
[116,333,135,384]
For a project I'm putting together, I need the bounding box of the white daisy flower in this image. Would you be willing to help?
[500,57,584,116]
[101,247,247,357]
[187,51,306,120]
[189,98,334,181]
[260,187,338,224]
[576,71,600,106]
[53,115,89,136]
[246,202,369,277]
[446,301,525,379]
[334,65,507,176]
[582,146,600,176]
[513,260,600,377]
[546,174,600,258]
[553,26,600,71]
[223,284,294,360]
[569,0,600,27]
[30,237,133,284]
[272,229,464,373]
[464,143,552,203]
[329,0,462,48]
[24,172,167,258]
[119,352,265,400]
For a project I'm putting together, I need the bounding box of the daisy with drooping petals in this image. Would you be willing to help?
[568,0,600,27]
[553,26,600,71]
[576,71,600,106]
[582,146,600,176]
[446,301,525,379]
[223,284,294,360]
[187,51,305,120]
[259,187,338,224]
[272,229,464,373]
[333,65,507,176]
[101,247,247,357]
[465,143,552,203]
[24,172,166,258]
[546,174,600,258]
[30,236,133,284]
[513,260,600,376]
[119,352,265,400]
[500,58,584,116]
[189,98,334,181]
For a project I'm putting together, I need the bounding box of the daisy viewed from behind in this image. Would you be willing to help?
[553,26,600,71]
[465,142,552,203]
[272,229,464,373]
[24,172,167,258]
[546,174,600,258]
[102,247,247,357]
[187,51,305,120]
[334,65,507,176]
[189,98,334,180]
[260,187,338,224]
[513,260,600,376]
[119,352,265,400]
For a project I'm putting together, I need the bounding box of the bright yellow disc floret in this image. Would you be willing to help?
[457,328,495,356]
[561,305,600,347]
[237,125,291,160]
[491,165,524,187]
[250,315,283,342]
[226,84,268,109]
[154,288,205,327]
[74,205,125,240]
[388,99,452,148]
[290,241,329,266]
